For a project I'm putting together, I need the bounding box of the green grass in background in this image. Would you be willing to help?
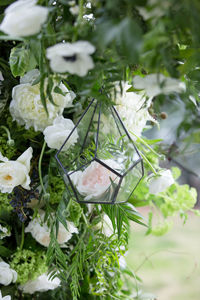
[127,212,200,300]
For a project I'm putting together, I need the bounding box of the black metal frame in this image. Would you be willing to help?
[55,99,144,204]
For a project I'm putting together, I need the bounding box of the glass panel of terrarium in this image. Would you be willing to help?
[56,99,98,172]
[68,159,121,204]
[115,160,144,203]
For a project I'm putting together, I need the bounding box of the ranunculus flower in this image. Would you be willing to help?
[43,116,78,151]
[70,160,120,201]
[25,210,78,247]
[0,0,48,37]
[149,169,175,195]
[19,273,60,294]
[9,71,75,131]
[133,74,185,98]
[46,41,95,76]
[0,147,32,193]
[0,290,11,300]
[0,261,17,286]
[114,82,156,139]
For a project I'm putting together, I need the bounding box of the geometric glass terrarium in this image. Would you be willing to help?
[55,99,144,204]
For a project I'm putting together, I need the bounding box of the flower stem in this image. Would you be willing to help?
[38,141,46,194]
[140,152,158,175]
[78,0,84,24]
[19,223,25,250]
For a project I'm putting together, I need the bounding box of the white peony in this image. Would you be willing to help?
[19,272,60,294]
[46,41,95,76]
[43,116,78,151]
[9,71,75,131]
[114,82,156,139]
[0,0,48,37]
[0,261,17,286]
[25,210,78,247]
[0,147,32,193]
[133,74,185,98]
[0,291,11,300]
[70,160,120,201]
[149,169,175,195]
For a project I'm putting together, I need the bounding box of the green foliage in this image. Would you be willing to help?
[9,47,30,78]
[10,249,47,284]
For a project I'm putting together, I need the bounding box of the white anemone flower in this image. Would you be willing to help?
[149,169,175,195]
[0,0,48,37]
[0,147,32,193]
[133,74,185,98]
[46,41,95,76]
[19,272,60,294]
[43,116,78,151]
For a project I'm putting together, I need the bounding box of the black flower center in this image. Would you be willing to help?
[63,54,77,62]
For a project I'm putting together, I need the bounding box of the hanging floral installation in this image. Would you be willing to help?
[0,0,200,299]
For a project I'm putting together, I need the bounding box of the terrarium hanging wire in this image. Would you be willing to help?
[55,99,144,204]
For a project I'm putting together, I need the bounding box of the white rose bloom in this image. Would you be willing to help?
[96,214,114,237]
[43,116,78,151]
[114,82,156,139]
[133,74,185,98]
[0,261,17,286]
[149,169,175,195]
[0,291,11,300]
[0,147,32,193]
[9,71,75,131]
[25,210,78,247]
[0,0,48,37]
[70,159,120,201]
[46,41,95,76]
[19,272,60,294]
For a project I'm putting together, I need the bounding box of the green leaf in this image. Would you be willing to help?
[9,47,29,77]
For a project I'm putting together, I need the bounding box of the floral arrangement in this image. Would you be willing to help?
[0,0,199,299]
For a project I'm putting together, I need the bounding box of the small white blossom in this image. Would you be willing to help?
[0,224,11,239]
[25,210,78,247]
[114,82,156,139]
[0,72,4,82]
[149,169,175,195]
[9,70,75,131]
[69,5,79,15]
[43,116,78,151]
[0,261,17,286]
[0,0,48,37]
[0,291,11,300]
[46,41,95,76]
[133,74,185,98]
[96,214,114,237]
[0,147,32,193]
[19,272,60,294]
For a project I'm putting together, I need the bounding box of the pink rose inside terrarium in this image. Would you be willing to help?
[56,100,143,204]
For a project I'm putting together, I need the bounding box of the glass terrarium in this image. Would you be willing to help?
[55,99,144,204]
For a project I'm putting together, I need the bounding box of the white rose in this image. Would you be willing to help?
[133,74,186,98]
[96,214,114,237]
[0,0,48,37]
[46,41,95,76]
[0,261,17,286]
[9,71,75,131]
[43,116,78,151]
[114,82,156,139]
[0,147,32,193]
[149,169,175,195]
[19,272,60,294]
[0,290,11,300]
[25,210,78,247]
[70,159,120,201]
